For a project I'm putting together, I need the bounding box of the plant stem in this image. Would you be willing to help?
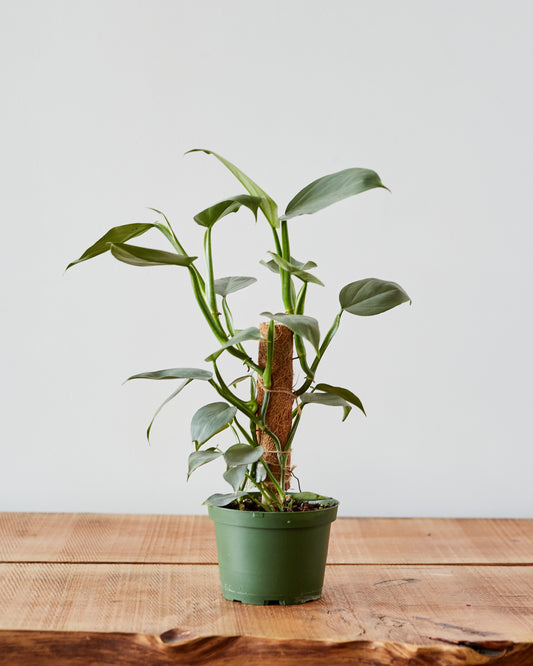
[280,219,294,313]
[294,311,343,395]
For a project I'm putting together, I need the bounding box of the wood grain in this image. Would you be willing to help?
[0,563,531,642]
[1,514,532,564]
[1,632,532,666]
[1,514,532,665]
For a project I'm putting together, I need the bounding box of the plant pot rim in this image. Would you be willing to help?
[208,493,339,529]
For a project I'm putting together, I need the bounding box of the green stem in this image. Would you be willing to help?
[209,371,262,427]
[234,416,256,447]
[280,219,294,313]
[204,228,218,317]
[294,311,343,396]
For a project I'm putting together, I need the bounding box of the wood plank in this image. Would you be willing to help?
[1,514,532,564]
[0,563,531,643]
[1,631,532,666]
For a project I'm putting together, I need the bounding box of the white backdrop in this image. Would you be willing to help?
[2,0,532,517]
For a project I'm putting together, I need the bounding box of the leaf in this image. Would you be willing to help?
[282,167,388,220]
[191,402,237,448]
[223,465,248,492]
[186,148,279,228]
[126,368,213,381]
[290,491,331,501]
[203,492,248,507]
[205,327,264,362]
[260,255,317,274]
[265,253,324,286]
[224,444,264,468]
[339,278,411,316]
[229,374,253,388]
[315,383,366,416]
[194,195,263,228]
[214,276,257,297]
[66,223,156,270]
[188,448,223,477]
[146,379,191,443]
[299,391,352,421]
[109,243,197,268]
[261,312,320,351]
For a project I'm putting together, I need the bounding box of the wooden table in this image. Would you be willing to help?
[0,514,532,665]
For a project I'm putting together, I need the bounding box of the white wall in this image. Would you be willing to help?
[2,0,532,517]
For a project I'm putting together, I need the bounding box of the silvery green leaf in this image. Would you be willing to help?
[194,195,263,228]
[214,276,257,297]
[339,278,410,316]
[109,243,197,268]
[282,167,387,220]
[261,312,320,351]
[315,383,366,415]
[205,327,265,362]
[223,465,248,492]
[224,444,264,468]
[203,492,248,507]
[186,149,279,228]
[126,368,212,381]
[66,223,156,270]
[187,448,223,477]
[191,402,237,448]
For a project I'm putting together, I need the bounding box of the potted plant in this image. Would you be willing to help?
[67,149,410,605]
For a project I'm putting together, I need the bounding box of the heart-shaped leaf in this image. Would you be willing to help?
[265,253,324,286]
[214,276,257,297]
[282,167,388,220]
[261,312,320,351]
[109,243,197,268]
[205,327,265,362]
[126,368,213,381]
[191,402,237,448]
[339,278,410,316]
[224,444,264,468]
[223,465,248,492]
[194,195,263,228]
[66,223,156,270]
[188,448,223,477]
[186,149,279,228]
[315,383,366,416]
[203,491,248,507]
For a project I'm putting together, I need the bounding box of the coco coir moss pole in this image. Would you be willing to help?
[256,323,294,491]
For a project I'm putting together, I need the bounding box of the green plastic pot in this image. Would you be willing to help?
[208,496,339,605]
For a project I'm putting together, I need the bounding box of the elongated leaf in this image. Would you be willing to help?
[126,368,213,381]
[261,312,320,351]
[146,379,191,443]
[229,374,253,388]
[339,278,410,316]
[299,391,352,421]
[186,149,279,228]
[203,491,248,507]
[265,253,324,286]
[214,276,257,297]
[205,327,264,362]
[66,223,156,270]
[110,243,197,268]
[282,167,388,220]
[223,465,247,492]
[224,444,264,468]
[315,383,366,415]
[188,448,223,477]
[191,402,237,448]
[194,195,263,228]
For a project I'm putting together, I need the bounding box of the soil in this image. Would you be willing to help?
[228,496,329,512]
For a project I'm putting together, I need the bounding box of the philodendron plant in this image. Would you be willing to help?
[67,149,410,512]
